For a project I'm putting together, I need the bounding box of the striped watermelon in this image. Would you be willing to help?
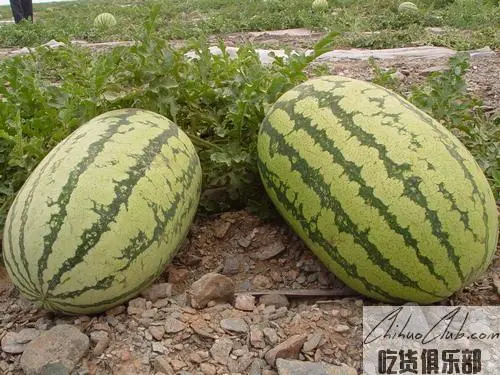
[257,76,498,303]
[3,109,202,314]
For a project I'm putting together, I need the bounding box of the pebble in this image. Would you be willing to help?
[149,325,165,340]
[170,359,187,371]
[210,337,233,365]
[164,317,187,333]
[152,342,166,354]
[154,355,174,374]
[235,294,256,311]
[250,326,266,348]
[276,359,358,375]
[90,330,108,344]
[263,327,279,345]
[140,283,173,302]
[20,324,89,375]
[259,294,289,308]
[265,334,308,366]
[333,324,350,333]
[303,332,323,352]
[222,255,242,275]
[105,305,126,316]
[251,240,285,260]
[92,336,110,357]
[189,352,203,363]
[200,362,217,375]
[220,318,249,333]
[127,297,147,315]
[252,275,272,289]
[1,332,26,354]
[189,273,235,309]
[39,363,70,375]
[168,268,190,284]
[214,220,231,238]
[249,358,266,375]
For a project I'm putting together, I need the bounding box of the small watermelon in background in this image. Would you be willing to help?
[257,75,498,304]
[312,0,329,11]
[94,12,117,29]
[2,109,202,314]
[398,2,419,14]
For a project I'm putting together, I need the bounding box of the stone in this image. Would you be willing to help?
[168,268,190,284]
[20,324,89,375]
[250,326,265,349]
[39,363,70,375]
[222,255,241,275]
[89,330,108,344]
[106,305,126,316]
[251,240,286,260]
[140,283,173,302]
[149,325,165,340]
[189,352,203,363]
[200,362,217,375]
[154,355,174,374]
[333,324,350,333]
[276,359,358,375]
[164,317,187,333]
[264,334,308,366]
[263,327,279,345]
[152,342,166,354]
[303,332,323,352]
[170,359,187,371]
[214,220,231,238]
[237,353,255,372]
[259,294,289,308]
[210,338,233,365]
[249,358,266,375]
[15,328,41,344]
[235,294,256,311]
[93,336,110,356]
[253,275,272,289]
[220,318,249,333]
[189,273,235,309]
[263,370,278,375]
[127,297,147,315]
[1,332,26,354]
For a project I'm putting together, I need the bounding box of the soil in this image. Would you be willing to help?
[0,30,498,375]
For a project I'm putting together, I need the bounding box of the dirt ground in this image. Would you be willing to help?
[0,31,498,375]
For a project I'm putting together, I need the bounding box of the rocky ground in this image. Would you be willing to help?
[1,211,499,375]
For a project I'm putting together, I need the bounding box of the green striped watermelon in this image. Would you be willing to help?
[3,109,202,314]
[257,75,498,303]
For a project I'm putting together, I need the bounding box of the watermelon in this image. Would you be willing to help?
[94,12,117,28]
[257,75,498,304]
[398,2,419,14]
[2,109,202,314]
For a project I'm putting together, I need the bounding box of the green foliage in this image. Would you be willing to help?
[0,0,498,49]
[0,6,336,230]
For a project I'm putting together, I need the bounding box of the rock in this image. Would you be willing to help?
[250,326,265,349]
[105,305,126,316]
[189,273,235,309]
[191,319,215,339]
[263,370,278,375]
[1,332,26,354]
[259,294,289,308]
[220,318,249,333]
[189,352,203,363]
[390,71,406,81]
[149,325,165,340]
[127,297,147,315]
[168,268,190,284]
[164,317,187,333]
[222,255,241,275]
[15,328,41,344]
[141,283,172,302]
[263,327,279,345]
[39,363,70,375]
[420,65,448,75]
[303,332,323,352]
[93,336,110,356]
[251,241,286,260]
[425,27,446,34]
[154,355,174,374]
[333,324,350,333]
[89,330,108,344]
[200,362,217,375]
[249,358,266,375]
[264,334,308,366]
[276,359,358,375]
[253,275,272,289]
[20,324,89,375]
[214,220,231,238]
[170,359,187,371]
[210,338,233,365]
[492,274,500,295]
[152,342,166,354]
[235,294,256,311]
[237,353,255,372]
